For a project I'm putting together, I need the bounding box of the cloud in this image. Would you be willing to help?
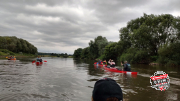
[0,0,180,54]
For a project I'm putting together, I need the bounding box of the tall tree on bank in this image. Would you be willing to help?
[120,13,180,56]
[89,36,108,59]
[81,47,90,59]
[73,48,83,58]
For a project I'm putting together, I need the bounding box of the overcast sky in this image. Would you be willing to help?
[0,0,180,54]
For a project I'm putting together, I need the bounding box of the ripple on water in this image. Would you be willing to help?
[0,93,50,101]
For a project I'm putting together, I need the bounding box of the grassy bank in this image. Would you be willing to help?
[0,49,36,59]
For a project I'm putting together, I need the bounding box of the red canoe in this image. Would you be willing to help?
[36,62,43,65]
[104,66,138,75]
[94,62,107,66]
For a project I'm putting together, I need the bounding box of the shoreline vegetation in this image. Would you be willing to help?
[0,36,38,59]
[0,49,36,59]
[0,49,73,59]
[73,13,180,67]
[38,53,73,58]
[0,36,73,59]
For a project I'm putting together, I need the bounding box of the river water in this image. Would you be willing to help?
[0,57,180,101]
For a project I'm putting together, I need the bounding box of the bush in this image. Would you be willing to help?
[120,53,134,63]
[10,52,15,55]
[158,42,180,65]
[134,50,149,63]
[150,56,159,62]
[0,49,9,53]
[98,54,105,60]
[119,48,150,63]
[0,49,15,55]
[166,60,178,66]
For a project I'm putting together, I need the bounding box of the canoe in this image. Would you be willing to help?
[94,62,107,66]
[8,58,16,60]
[104,66,137,75]
[36,62,43,65]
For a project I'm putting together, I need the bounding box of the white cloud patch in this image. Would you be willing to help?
[16,14,61,25]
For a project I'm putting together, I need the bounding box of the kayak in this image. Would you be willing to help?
[36,62,43,65]
[94,62,107,66]
[104,66,138,75]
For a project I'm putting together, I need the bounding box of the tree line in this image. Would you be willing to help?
[51,53,69,58]
[0,36,37,54]
[38,52,71,58]
[73,13,180,66]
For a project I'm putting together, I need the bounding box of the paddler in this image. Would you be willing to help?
[39,57,42,62]
[121,61,131,71]
[36,56,40,62]
[108,59,115,68]
[98,59,102,65]
[103,60,107,65]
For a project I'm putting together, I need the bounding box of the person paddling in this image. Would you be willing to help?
[39,57,42,62]
[36,57,40,62]
[103,60,107,65]
[121,61,131,71]
[97,59,102,65]
[108,59,115,68]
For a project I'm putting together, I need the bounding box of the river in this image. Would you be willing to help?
[0,57,180,101]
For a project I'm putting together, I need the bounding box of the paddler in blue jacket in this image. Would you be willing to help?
[97,59,102,65]
[36,57,40,62]
[121,61,131,71]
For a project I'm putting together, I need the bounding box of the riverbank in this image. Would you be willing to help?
[0,53,36,59]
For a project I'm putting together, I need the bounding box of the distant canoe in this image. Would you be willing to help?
[8,58,16,60]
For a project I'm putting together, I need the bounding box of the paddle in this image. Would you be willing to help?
[121,62,123,71]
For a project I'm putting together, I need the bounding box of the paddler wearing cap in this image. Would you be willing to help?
[108,59,115,68]
[92,78,123,101]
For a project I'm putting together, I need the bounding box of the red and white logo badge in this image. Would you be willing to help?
[150,71,170,91]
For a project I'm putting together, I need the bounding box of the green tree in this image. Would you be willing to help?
[0,36,37,54]
[73,48,83,58]
[158,42,180,65]
[81,47,90,59]
[120,13,180,56]
[103,42,117,60]
[89,40,98,59]
[94,36,108,56]
[88,36,108,59]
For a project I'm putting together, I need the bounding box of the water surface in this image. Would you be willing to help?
[0,57,180,101]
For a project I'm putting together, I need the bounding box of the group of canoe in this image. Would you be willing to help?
[94,59,137,75]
